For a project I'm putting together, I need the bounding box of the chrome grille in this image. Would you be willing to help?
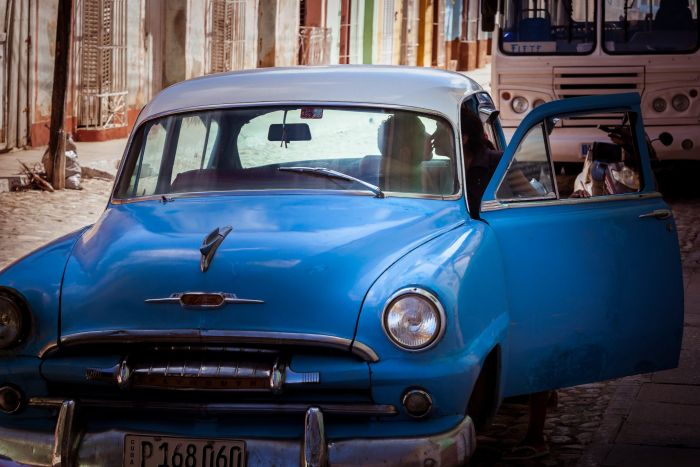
[83,353,319,393]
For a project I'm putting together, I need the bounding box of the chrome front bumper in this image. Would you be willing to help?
[0,398,476,467]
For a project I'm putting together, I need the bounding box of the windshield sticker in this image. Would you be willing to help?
[300,108,323,119]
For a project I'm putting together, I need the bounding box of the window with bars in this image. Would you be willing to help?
[207,0,246,73]
[380,0,395,63]
[77,0,128,129]
[400,0,419,65]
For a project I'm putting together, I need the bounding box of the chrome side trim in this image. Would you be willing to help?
[48,330,380,362]
[481,191,663,212]
[51,400,76,467]
[29,398,397,416]
[349,341,380,363]
[303,407,328,467]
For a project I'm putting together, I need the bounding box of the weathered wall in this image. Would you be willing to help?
[186,0,205,78]
[257,0,276,67]
[276,0,299,66]
[244,0,259,69]
[348,0,364,63]
[163,0,187,87]
[127,0,148,124]
[326,0,340,64]
[31,0,61,146]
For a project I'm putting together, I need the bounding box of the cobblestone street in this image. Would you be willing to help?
[0,180,698,466]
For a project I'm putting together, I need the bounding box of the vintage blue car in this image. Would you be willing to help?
[0,67,683,466]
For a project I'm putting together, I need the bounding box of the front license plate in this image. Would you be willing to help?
[124,435,245,467]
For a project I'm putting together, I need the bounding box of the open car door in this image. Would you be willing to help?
[480,93,684,397]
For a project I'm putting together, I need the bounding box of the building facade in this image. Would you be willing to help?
[0,0,489,150]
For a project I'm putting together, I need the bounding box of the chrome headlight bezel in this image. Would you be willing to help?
[382,288,446,352]
[672,94,690,112]
[0,291,28,350]
[652,97,667,113]
[511,96,530,114]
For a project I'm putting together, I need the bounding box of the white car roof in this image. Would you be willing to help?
[137,66,483,126]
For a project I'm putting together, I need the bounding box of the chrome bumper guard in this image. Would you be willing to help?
[0,398,476,467]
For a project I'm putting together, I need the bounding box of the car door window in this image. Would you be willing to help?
[494,110,645,204]
[549,112,644,199]
[496,123,556,201]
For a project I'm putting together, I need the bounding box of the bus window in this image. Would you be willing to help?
[603,0,699,53]
[500,0,596,55]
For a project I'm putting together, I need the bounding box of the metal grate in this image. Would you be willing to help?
[380,0,395,64]
[208,0,246,73]
[77,0,128,129]
[400,0,418,65]
[298,27,331,65]
[553,66,645,99]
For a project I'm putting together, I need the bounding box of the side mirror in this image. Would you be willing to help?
[544,117,560,135]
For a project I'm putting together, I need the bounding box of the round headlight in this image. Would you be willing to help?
[672,94,690,112]
[383,289,445,351]
[0,294,25,349]
[652,98,667,113]
[533,98,546,108]
[511,96,529,114]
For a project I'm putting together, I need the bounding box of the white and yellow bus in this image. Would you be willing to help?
[486,0,699,162]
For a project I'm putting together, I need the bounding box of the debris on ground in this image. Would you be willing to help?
[17,161,54,192]
[81,166,115,181]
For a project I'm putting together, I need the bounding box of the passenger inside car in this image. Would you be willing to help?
[377,113,432,192]
[571,125,643,198]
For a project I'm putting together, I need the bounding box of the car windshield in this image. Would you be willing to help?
[500,0,596,55]
[603,0,699,53]
[115,106,458,199]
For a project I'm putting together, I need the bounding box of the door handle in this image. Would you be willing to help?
[639,209,672,220]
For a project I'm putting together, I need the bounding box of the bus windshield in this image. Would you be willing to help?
[500,0,596,55]
[603,0,699,53]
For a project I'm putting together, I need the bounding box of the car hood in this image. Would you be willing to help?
[60,194,465,343]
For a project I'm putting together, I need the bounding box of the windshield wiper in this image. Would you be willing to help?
[278,166,385,198]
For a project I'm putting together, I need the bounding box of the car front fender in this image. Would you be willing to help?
[353,221,510,424]
[0,227,90,357]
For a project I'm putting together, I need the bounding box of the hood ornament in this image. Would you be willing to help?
[200,225,232,272]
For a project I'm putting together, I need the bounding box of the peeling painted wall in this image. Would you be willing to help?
[244,0,259,69]
[326,0,340,64]
[35,0,59,135]
[127,0,148,115]
[275,0,299,66]
[186,0,205,78]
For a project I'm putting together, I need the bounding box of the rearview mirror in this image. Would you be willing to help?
[268,123,311,142]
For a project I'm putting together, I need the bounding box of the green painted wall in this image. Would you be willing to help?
[363,0,375,63]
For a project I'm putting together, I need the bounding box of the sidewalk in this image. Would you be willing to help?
[0,138,126,192]
[579,202,700,466]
